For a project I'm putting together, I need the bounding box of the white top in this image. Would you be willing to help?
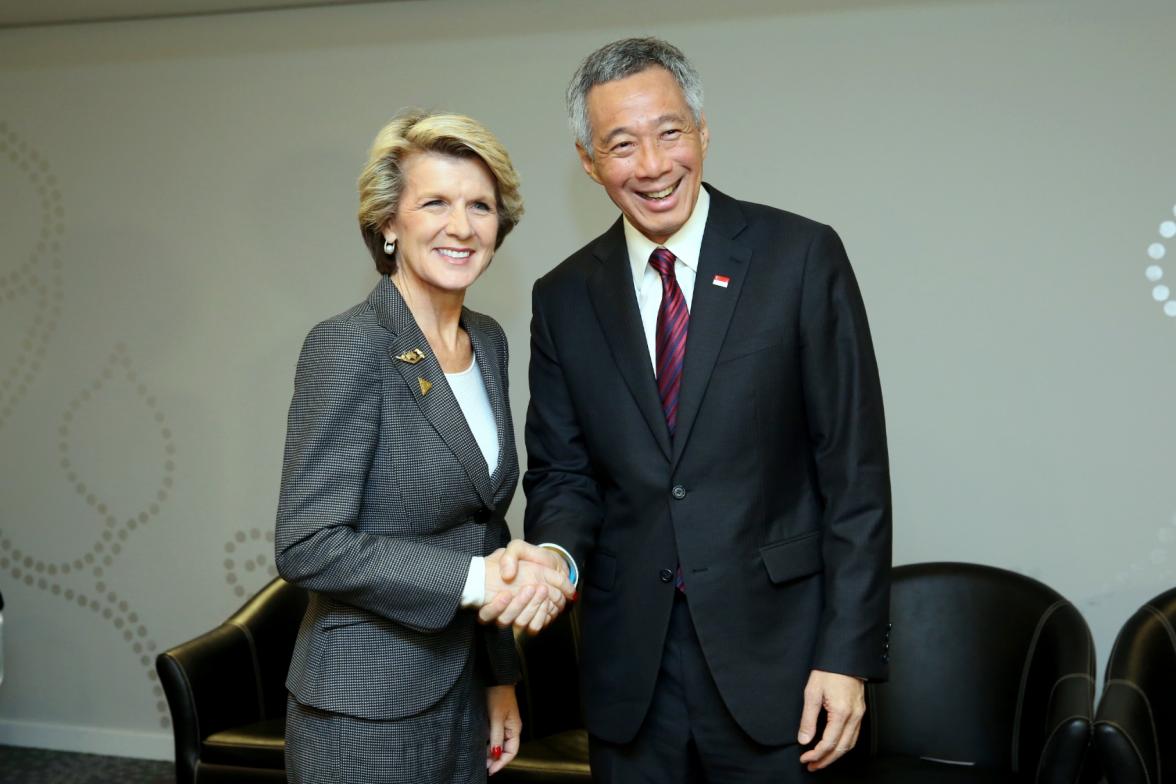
[623,186,711,373]
[446,355,499,475]
[449,355,499,610]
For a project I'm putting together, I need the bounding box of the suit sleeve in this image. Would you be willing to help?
[274,319,471,634]
[522,279,604,570]
[799,226,892,680]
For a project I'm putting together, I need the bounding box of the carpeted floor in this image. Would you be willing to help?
[0,745,174,784]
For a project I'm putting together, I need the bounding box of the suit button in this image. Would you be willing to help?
[671,485,687,500]
[659,568,674,583]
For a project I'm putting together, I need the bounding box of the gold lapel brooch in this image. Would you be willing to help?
[395,348,427,365]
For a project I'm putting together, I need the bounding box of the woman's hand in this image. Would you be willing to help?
[486,684,522,775]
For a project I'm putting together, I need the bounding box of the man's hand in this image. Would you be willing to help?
[497,539,572,586]
[797,669,866,771]
[478,541,575,634]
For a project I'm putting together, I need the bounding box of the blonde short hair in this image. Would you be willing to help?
[357,110,524,275]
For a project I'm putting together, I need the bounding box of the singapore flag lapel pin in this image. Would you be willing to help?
[712,274,730,288]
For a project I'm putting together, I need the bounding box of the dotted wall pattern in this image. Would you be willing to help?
[1095,205,1176,597]
[1145,206,1176,317]
[0,124,179,728]
[223,527,278,599]
[0,345,175,727]
[0,121,64,432]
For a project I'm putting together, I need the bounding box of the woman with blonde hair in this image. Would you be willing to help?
[275,110,574,783]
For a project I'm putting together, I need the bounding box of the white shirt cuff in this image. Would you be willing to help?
[460,556,486,608]
[539,543,579,588]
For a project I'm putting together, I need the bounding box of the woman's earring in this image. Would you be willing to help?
[383,239,397,256]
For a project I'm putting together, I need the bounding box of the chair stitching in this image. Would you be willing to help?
[1045,672,1094,712]
[1105,678,1161,782]
[227,619,267,719]
[1093,718,1153,784]
[1143,603,1176,661]
[1011,598,1066,772]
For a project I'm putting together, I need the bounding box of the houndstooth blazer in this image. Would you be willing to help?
[275,275,520,721]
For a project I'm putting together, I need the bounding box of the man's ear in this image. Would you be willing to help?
[576,143,603,185]
[698,112,710,158]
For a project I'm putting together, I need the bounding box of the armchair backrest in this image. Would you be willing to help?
[865,563,1094,778]
[225,577,309,719]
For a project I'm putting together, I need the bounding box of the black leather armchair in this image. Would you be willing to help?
[157,576,589,783]
[1093,586,1176,784]
[157,578,307,784]
[831,562,1095,784]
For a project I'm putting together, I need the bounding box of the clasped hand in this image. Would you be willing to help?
[478,540,575,634]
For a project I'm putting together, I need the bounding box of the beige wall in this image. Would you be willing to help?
[1,0,1173,758]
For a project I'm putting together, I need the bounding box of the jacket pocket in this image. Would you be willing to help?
[586,550,617,592]
[318,604,374,632]
[760,531,822,584]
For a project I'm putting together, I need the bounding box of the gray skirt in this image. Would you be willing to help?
[285,663,488,784]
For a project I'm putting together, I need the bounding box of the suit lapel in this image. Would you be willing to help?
[587,221,673,461]
[672,187,751,469]
[370,277,496,508]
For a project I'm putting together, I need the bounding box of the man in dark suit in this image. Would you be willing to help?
[523,38,892,782]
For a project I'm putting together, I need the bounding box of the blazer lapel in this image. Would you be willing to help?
[587,221,673,461]
[371,277,496,508]
[671,187,752,469]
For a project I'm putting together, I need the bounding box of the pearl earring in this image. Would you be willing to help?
[383,239,397,256]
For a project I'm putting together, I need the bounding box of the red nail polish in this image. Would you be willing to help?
[571,591,578,602]
[491,745,503,759]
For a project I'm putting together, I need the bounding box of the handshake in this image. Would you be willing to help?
[478,541,576,635]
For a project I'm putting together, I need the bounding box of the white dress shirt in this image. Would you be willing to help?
[625,186,711,371]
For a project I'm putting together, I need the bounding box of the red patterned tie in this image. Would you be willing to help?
[650,248,690,593]
[650,248,688,437]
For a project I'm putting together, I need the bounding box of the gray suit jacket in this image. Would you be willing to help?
[276,275,519,721]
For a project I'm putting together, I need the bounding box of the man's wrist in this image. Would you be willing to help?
[538,542,579,588]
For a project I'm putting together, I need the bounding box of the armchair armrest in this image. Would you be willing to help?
[1093,680,1157,784]
[157,622,269,784]
[1017,601,1094,784]
[1036,672,1095,784]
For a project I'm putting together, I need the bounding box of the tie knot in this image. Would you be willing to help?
[649,247,677,279]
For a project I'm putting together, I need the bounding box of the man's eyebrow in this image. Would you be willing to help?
[597,113,689,147]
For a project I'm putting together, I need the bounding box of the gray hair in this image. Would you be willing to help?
[566,37,704,158]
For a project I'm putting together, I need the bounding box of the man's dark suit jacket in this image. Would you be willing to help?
[523,184,892,747]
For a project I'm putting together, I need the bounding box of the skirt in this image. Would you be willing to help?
[285,662,488,784]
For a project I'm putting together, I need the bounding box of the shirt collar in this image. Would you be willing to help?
[625,185,710,291]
